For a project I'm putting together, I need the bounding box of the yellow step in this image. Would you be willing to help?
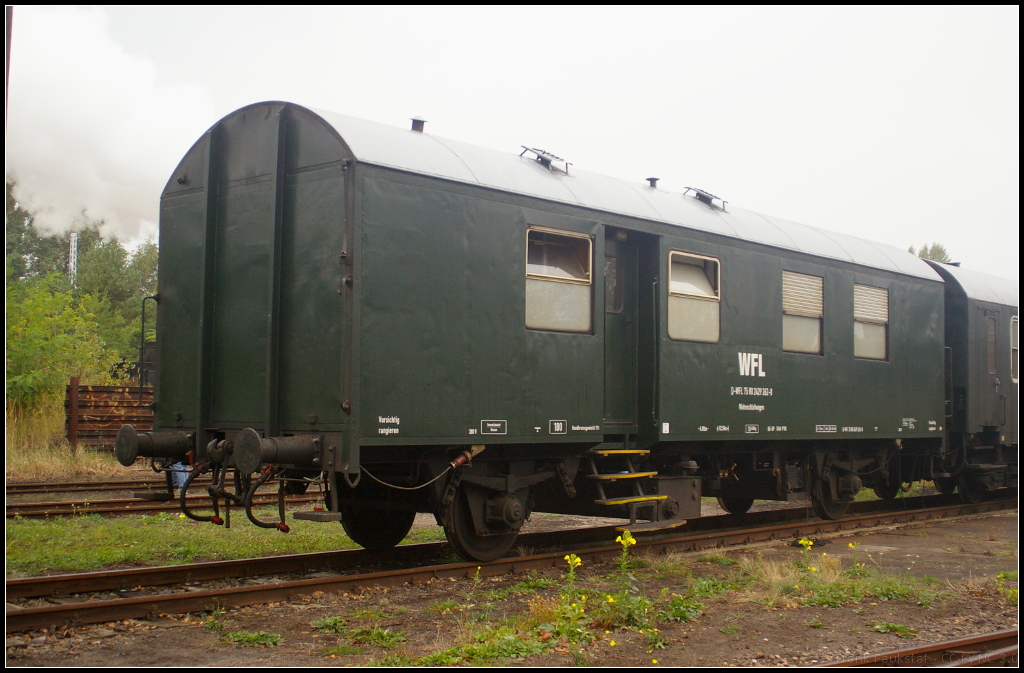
[590,449,650,456]
[594,495,668,506]
[587,471,659,481]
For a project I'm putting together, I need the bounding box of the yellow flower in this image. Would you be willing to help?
[810,567,817,572]
[652,660,658,664]
[565,555,571,561]
[848,543,855,548]
[607,596,615,603]
[610,641,616,647]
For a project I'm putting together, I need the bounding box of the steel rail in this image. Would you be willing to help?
[823,628,1018,667]
[5,495,1015,633]
[6,494,316,518]
[6,478,213,495]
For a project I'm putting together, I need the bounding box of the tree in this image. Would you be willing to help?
[5,271,119,412]
[908,243,952,264]
[5,179,159,409]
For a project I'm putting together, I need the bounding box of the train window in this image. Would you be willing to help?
[853,284,888,360]
[667,251,720,343]
[1012,317,1019,383]
[782,271,823,354]
[986,316,997,375]
[525,227,592,333]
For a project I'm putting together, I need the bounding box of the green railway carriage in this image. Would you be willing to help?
[115,101,1017,561]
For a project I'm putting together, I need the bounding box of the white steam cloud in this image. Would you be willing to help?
[5,6,216,243]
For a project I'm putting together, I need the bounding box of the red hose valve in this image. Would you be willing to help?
[277,523,290,533]
[450,444,486,469]
[211,516,224,526]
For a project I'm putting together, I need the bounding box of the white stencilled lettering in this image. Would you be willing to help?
[738,352,767,377]
[738,403,765,412]
[378,416,400,425]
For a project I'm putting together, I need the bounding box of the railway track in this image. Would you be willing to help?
[824,628,1018,666]
[6,478,212,496]
[5,491,1015,633]
[6,494,317,518]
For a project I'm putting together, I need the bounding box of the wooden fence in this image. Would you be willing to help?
[65,377,154,448]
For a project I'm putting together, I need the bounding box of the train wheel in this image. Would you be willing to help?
[341,507,416,551]
[717,496,755,515]
[442,486,519,562]
[956,472,986,504]
[933,477,957,495]
[810,475,850,519]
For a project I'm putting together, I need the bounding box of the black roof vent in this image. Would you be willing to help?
[410,118,426,132]
[520,147,571,176]
[647,177,659,188]
[683,187,727,212]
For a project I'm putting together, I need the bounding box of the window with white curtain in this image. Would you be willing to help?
[667,251,720,343]
[525,227,592,333]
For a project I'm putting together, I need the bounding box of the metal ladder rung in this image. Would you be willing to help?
[594,495,667,506]
[586,471,658,481]
[589,449,650,456]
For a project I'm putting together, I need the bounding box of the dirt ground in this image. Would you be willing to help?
[6,510,1017,667]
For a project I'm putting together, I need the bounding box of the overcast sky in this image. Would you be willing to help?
[5,6,1019,280]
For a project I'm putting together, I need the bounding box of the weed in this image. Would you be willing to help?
[368,653,414,666]
[350,627,407,649]
[351,608,388,620]
[849,627,860,633]
[661,594,705,622]
[870,622,917,638]
[797,537,815,567]
[844,542,869,577]
[720,624,741,634]
[919,575,940,584]
[482,576,554,601]
[311,616,348,633]
[871,576,917,602]
[808,619,826,629]
[324,644,364,656]
[222,631,282,647]
[202,605,225,632]
[995,573,1018,606]
[689,576,736,598]
[429,599,463,615]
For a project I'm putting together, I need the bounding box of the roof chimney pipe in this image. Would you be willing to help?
[410,118,426,133]
[647,177,659,188]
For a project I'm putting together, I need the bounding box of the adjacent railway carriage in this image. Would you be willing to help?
[115,102,1018,561]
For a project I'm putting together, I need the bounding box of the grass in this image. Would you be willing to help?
[5,507,438,578]
[222,630,283,647]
